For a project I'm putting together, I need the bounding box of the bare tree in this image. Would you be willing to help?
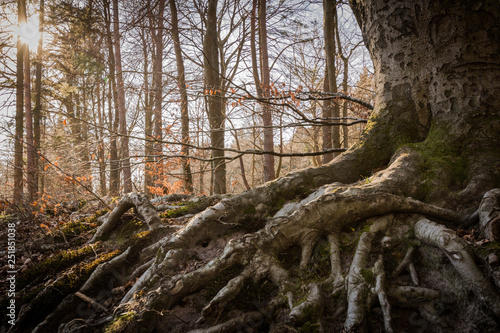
[323,0,341,162]
[204,0,226,194]
[13,0,26,204]
[112,0,132,194]
[169,0,193,193]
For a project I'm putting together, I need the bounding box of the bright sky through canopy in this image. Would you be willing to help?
[13,15,40,50]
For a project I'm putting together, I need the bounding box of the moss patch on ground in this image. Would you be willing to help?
[17,242,102,290]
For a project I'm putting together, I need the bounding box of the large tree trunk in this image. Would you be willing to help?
[204,0,226,194]
[169,0,193,193]
[15,1,500,332]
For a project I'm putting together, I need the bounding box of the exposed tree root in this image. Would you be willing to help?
[478,188,500,241]
[415,218,500,318]
[91,193,161,242]
[9,152,500,333]
[344,214,392,331]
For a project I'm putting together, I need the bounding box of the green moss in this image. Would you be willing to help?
[159,199,215,219]
[269,185,314,216]
[474,241,500,258]
[360,268,375,284]
[12,249,121,329]
[115,218,145,242]
[298,321,320,333]
[104,311,136,333]
[160,205,190,218]
[17,243,101,290]
[400,122,469,201]
[78,199,87,210]
[243,204,256,215]
[59,209,108,238]
[53,249,121,293]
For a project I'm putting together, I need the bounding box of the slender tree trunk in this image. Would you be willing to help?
[342,60,349,148]
[151,0,165,193]
[13,0,26,204]
[32,0,44,199]
[250,0,262,99]
[169,0,193,193]
[24,45,35,202]
[322,67,333,163]
[141,27,153,196]
[334,10,350,149]
[97,81,107,196]
[112,0,132,194]
[204,0,226,194]
[323,0,341,158]
[258,0,275,182]
[103,0,120,196]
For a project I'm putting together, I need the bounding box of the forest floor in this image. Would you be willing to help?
[1,192,498,332]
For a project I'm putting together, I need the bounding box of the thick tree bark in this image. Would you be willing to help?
[169,0,193,193]
[112,0,132,194]
[349,0,500,203]
[204,0,226,194]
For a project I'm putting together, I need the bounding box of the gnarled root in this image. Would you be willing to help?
[415,218,500,318]
[344,214,392,331]
[90,193,161,242]
[478,188,500,241]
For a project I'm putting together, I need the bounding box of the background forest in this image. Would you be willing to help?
[0,0,374,211]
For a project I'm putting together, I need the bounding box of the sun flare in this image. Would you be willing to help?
[14,17,41,50]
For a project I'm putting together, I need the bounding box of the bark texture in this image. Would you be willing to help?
[204,0,226,194]
[170,0,193,193]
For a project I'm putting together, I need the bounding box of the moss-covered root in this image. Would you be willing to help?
[478,188,500,241]
[344,214,393,331]
[415,218,500,318]
[288,283,322,326]
[90,193,161,243]
[79,247,132,294]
